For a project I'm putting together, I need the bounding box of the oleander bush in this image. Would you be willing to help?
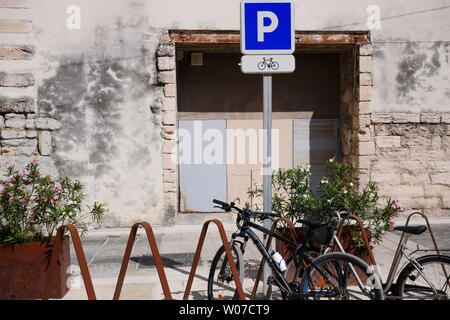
[247,158,403,248]
[0,160,108,244]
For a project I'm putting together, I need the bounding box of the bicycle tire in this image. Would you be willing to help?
[257,62,265,70]
[394,254,450,300]
[300,252,384,300]
[207,243,244,300]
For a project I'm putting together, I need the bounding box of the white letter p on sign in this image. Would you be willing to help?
[257,11,278,42]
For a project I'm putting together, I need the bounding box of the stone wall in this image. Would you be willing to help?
[343,42,450,218]
[360,112,450,217]
[0,0,59,175]
[154,36,178,224]
[0,0,448,224]
[1,1,167,226]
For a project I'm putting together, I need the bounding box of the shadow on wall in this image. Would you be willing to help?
[36,26,165,225]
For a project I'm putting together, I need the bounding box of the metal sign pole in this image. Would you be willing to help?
[240,0,295,298]
[262,74,272,297]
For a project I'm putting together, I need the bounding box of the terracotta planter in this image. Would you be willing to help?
[0,237,71,300]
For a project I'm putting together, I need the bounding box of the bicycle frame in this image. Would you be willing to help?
[383,233,449,297]
[211,199,370,299]
[231,219,339,298]
[330,211,450,299]
[323,212,376,296]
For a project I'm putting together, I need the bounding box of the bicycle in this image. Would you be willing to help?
[207,199,384,300]
[257,57,279,70]
[324,210,450,300]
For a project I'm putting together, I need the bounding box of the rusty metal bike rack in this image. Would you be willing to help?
[183,219,245,300]
[42,224,96,300]
[113,222,172,300]
[385,211,448,291]
[250,217,299,300]
[392,211,443,259]
[336,211,448,298]
[42,220,246,300]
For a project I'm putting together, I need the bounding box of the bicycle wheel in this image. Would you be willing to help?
[395,254,450,300]
[300,252,384,300]
[207,243,244,300]
[257,62,265,70]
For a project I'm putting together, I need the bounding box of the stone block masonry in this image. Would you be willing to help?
[349,40,450,217]
[0,4,60,159]
[364,112,450,217]
[155,34,178,223]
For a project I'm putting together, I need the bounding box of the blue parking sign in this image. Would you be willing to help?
[241,0,295,54]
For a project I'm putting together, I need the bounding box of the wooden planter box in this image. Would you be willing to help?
[0,237,71,300]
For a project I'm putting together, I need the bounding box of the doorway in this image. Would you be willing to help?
[176,50,341,212]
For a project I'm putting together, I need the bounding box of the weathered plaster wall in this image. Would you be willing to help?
[31,0,166,225]
[2,0,447,225]
[142,0,450,113]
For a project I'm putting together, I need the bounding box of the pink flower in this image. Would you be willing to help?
[33,159,39,165]
[392,200,399,208]
[390,221,395,228]
[21,198,29,207]
[50,194,58,204]
[52,182,62,192]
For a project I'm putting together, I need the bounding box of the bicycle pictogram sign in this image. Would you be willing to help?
[257,57,279,70]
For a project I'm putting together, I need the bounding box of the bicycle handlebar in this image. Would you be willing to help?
[212,199,228,208]
[212,199,281,218]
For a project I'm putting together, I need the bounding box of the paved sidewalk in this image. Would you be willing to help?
[61,214,450,300]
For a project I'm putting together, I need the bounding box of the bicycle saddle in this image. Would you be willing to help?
[298,219,328,229]
[394,225,427,235]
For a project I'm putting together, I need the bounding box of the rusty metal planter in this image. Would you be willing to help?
[338,228,373,285]
[0,237,71,300]
[275,226,373,285]
[275,227,303,259]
